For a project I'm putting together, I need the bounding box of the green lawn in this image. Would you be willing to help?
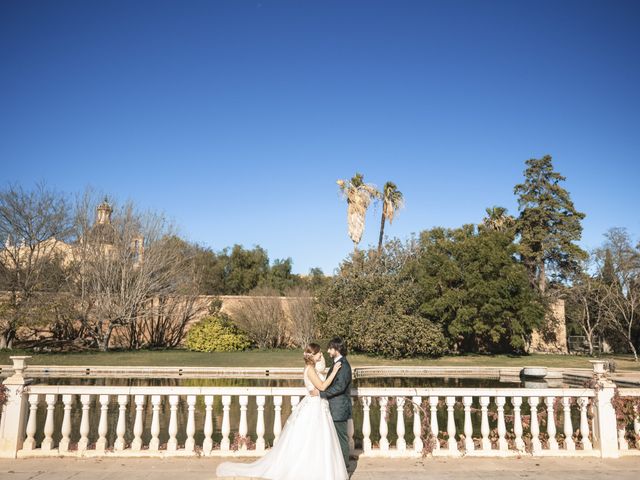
[1,348,639,371]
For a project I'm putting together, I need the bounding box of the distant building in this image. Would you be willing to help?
[1,199,144,268]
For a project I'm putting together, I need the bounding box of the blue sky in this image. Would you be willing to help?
[1,0,639,274]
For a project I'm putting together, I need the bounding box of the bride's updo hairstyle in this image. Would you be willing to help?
[303,343,321,366]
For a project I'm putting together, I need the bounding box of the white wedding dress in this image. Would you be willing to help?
[216,362,348,480]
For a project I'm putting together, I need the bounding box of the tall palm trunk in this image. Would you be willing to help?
[377,210,386,253]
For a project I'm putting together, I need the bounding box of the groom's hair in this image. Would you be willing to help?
[328,337,347,356]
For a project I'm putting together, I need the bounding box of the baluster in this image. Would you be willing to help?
[578,396,592,451]
[149,395,161,451]
[446,396,457,452]
[512,397,524,451]
[348,398,355,454]
[529,397,542,453]
[23,394,39,451]
[480,396,490,451]
[545,396,558,450]
[290,395,300,412]
[562,397,575,451]
[462,396,474,452]
[412,396,423,453]
[220,395,232,451]
[59,394,73,452]
[131,394,145,451]
[78,394,91,452]
[362,396,372,453]
[167,395,179,451]
[496,396,507,451]
[618,425,629,450]
[256,396,266,452]
[273,396,283,445]
[185,395,196,452]
[379,396,389,451]
[429,396,440,451]
[395,397,406,451]
[96,394,109,452]
[114,394,128,451]
[41,394,56,451]
[203,395,214,455]
[238,395,249,451]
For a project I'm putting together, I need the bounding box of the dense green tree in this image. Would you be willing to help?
[191,244,227,294]
[600,248,619,288]
[407,226,546,353]
[514,155,586,293]
[262,257,298,294]
[306,267,330,291]
[188,243,306,295]
[317,241,447,358]
[224,245,270,294]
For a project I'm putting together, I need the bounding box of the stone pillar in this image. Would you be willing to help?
[590,360,619,458]
[0,356,31,458]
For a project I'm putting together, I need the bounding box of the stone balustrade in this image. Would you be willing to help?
[1,358,638,460]
[616,388,640,456]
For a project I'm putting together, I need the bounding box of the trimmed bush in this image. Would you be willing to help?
[185,315,251,352]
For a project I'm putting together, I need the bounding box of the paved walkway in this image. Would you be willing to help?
[1,456,640,480]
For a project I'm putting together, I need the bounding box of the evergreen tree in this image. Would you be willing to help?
[409,226,545,353]
[514,155,586,293]
[600,248,618,288]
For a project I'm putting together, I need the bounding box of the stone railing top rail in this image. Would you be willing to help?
[618,387,640,396]
[0,364,606,373]
[24,384,597,397]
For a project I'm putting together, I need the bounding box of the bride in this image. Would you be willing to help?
[216,343,349,480]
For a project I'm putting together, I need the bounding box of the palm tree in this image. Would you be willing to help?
[482,206,515,233]
[337,173,379,252]
[377,181,404,253]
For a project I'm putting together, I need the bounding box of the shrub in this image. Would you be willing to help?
[317,241,448,358]
[185,313,251,353]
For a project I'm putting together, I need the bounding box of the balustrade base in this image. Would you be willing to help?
[618,449,640,457]
[16,449,271,458]
[12,446,609,459]
[359,449,422,458]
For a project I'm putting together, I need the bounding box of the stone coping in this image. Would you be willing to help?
[0,363,599,377]
[2,363,639,385]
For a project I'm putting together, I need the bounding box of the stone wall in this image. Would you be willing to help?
[528,298,569,354]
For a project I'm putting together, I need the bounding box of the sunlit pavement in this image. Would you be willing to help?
[1,456,640,480]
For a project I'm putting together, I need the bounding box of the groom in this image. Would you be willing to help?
[313,336,352,469]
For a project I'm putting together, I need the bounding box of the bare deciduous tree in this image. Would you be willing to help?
[0,183,73,349]
[125,294,205,349]
[598,228,640,361]
[567,255,612,356]
[72,193,195,351]
[229,287,287,349]
[285,287,316,348]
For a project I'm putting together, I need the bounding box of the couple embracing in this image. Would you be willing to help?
[216,337,353,480]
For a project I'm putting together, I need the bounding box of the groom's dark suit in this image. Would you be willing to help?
[320,356,352,467]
